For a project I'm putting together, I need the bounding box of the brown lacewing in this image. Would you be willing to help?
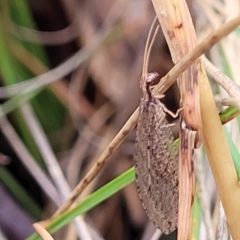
[134,72,178,234]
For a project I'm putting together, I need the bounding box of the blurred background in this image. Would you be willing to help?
[0,0,239,240]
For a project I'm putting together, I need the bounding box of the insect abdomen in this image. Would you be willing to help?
[134,98,178,234]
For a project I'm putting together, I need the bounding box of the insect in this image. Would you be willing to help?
[134,19,179,235]
[134,73,179,234]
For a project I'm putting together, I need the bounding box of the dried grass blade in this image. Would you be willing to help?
[151,0,202,143]
[198,63,240,239]
[151,0,201,239]
[178,126,196,239]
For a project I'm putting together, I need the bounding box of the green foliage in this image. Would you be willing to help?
[27,167,135,240]
[0,0,66,224]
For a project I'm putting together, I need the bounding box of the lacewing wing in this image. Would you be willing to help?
[134,72,178,234]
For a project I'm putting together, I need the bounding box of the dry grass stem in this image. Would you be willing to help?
[67,103,115,188]
[51,109,139,218]
[154,15,240,95]
[32,223,54,240]
[203,56,240,98]
[20,104,71,199]
[0,117,61,205]
[9,41,82,109]
[199,62,240,239]
[151,0,201,238]
[0,26,119,99]
[203,56,240,110]
[6,18,78,45]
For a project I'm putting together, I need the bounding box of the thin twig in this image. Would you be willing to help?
[67,102,115,188]
[10,41,101,123]
[203,56,240,110]
[0,26,122,99]
[0,0,129,101]
[2,14,79,45]
[203,56,240,98]
[32,223,54,240]
[21,104,71,200]
[20,104,92,240]
[154,15,240,95]
[0,116,61,206]
[51,109,139,218]
[9,41,72,107]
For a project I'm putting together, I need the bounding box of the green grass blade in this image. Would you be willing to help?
[219,106,239,124]
[27,167,135,240]
[0,20,44,165]
[10,0,47,62]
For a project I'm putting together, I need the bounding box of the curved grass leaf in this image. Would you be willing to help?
[27,167,135,240]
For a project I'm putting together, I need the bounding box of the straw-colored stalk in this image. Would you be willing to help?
[151,0,201,239]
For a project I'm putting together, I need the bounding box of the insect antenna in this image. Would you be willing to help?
[142,17,159,77]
